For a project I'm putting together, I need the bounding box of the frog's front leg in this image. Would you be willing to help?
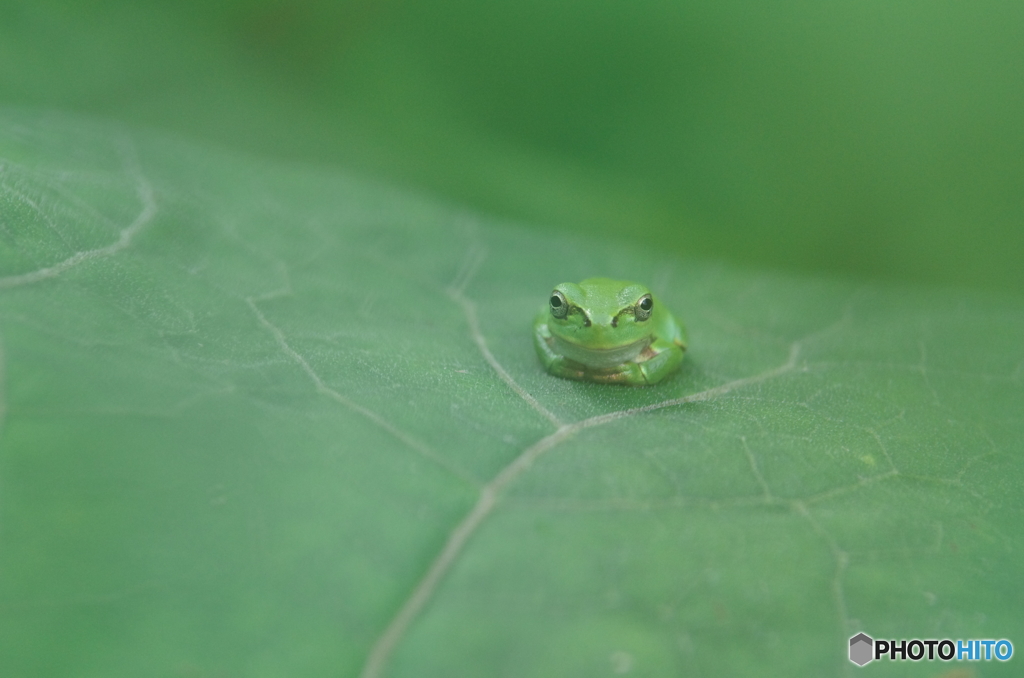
[534,320,587,380]
[637,338,685,385]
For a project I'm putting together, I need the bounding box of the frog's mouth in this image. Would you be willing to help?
[551,334,652,369]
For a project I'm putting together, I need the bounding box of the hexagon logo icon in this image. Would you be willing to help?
[849,633,874,666]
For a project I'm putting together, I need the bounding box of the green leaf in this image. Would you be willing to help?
[5,1,1023,291]
[1,110,1021,677]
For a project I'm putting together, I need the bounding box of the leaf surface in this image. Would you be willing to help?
[0,111,1021,677]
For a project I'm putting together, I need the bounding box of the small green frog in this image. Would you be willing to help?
[533,278,687,385]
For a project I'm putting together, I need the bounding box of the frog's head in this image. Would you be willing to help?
[546,278,656,352]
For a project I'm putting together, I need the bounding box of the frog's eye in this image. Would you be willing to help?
[635,294,654,321]
[549,290,569,319]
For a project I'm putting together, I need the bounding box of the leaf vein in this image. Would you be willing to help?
[245,296,478,486]
[0,138,156,290]
[360,340,802,678]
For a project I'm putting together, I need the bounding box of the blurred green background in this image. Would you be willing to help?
[2,0,1022,291]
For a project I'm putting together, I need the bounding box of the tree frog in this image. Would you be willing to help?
[533,278,687,386]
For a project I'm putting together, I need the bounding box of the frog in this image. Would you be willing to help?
[533,278,687,386]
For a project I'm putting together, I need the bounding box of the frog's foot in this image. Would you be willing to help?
[549,353,678,386]
[547,357,591,381]
[574,361,647,385]
[637,342,684,385]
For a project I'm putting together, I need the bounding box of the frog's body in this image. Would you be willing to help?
[533,278,687,386]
